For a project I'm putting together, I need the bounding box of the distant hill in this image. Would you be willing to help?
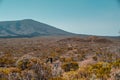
[0,19,75,38]
[0,19,119,39]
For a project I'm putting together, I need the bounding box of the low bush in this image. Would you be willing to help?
[61,62,79,72]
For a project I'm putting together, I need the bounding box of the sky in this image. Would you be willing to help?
[0,0,120,36]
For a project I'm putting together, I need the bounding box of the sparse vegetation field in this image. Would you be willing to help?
[0,36,119,80]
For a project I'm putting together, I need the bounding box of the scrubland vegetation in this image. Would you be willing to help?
[0,36,119,80]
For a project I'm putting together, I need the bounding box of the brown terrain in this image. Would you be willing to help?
[0,36,119,80]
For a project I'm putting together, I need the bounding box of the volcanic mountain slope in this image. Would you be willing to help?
[0,19,74,38]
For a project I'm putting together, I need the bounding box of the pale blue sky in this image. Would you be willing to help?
[0,0,120,36]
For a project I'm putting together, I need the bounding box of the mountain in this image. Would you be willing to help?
[0,19,74,38]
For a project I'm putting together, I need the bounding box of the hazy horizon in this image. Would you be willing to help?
[0,0,120,36]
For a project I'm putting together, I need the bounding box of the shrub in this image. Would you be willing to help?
[0,67,20,75]
[49,77,65,80]
[16,55,52,80]
[61,62,79,72]
[0,53,15,67]
[89,62,111,79]
[0,78,8,80]
[92,56,97,61]
[63,71,78,80]
[112,59,120,69]
[16,59,30,70]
